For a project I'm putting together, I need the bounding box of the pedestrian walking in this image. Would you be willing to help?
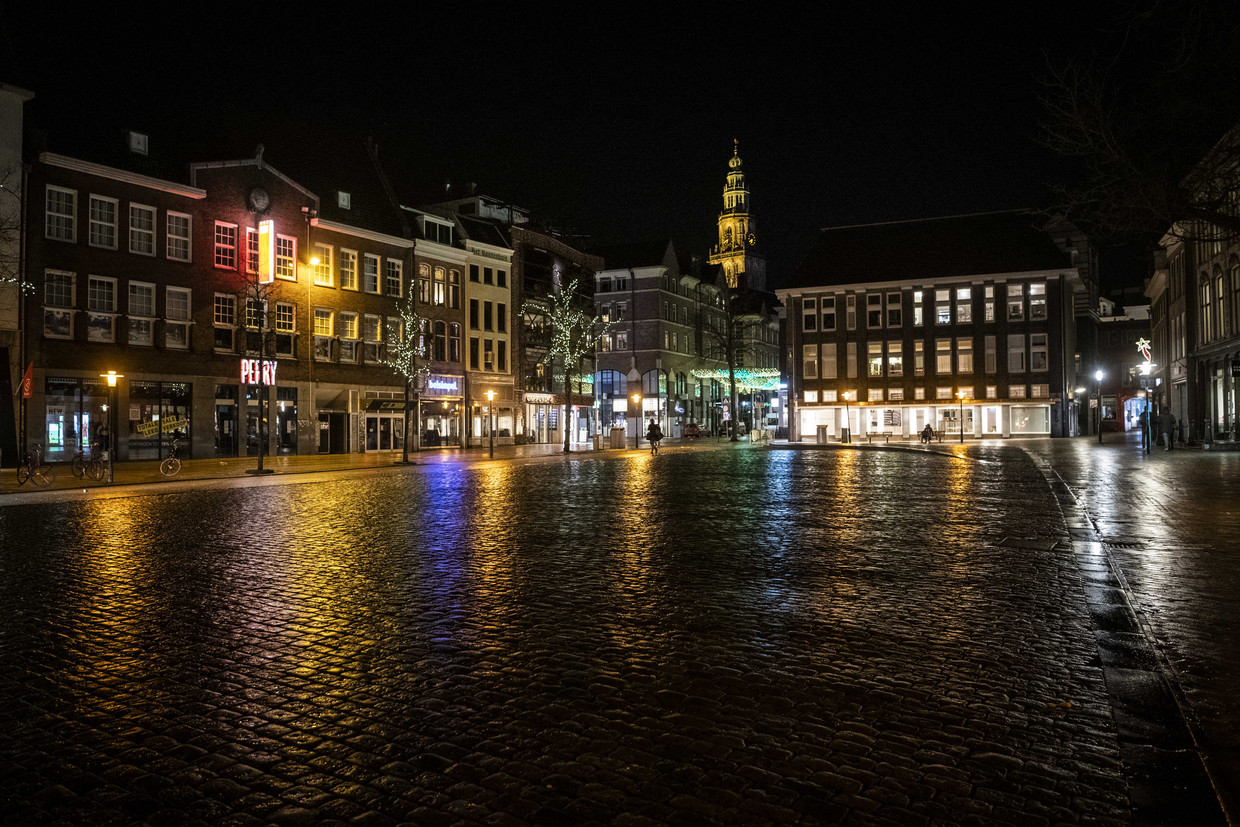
[646,420,663,455]
[1159,411,1177,451]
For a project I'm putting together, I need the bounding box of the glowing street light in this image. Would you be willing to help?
[99,371,123,483]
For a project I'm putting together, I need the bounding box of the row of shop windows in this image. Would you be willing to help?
[797,404,1052,437]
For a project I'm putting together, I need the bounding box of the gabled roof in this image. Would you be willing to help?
[786,210,1072,291]
[592,240,678,272]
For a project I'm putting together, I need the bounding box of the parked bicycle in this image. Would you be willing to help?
[71,441,106,481]
[16,443,55,487]
[160,436,183,477]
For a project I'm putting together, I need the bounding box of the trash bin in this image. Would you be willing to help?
[816,424,829,444]
[610,427,627,449]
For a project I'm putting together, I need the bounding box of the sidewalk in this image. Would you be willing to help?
[0,438,718,496]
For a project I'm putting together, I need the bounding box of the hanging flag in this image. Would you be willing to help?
[20,361,33,399]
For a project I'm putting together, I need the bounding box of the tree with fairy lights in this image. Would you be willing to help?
[524,276,609,453]
[381,293,430,465]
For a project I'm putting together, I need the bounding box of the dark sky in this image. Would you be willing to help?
[0,3,1153,289]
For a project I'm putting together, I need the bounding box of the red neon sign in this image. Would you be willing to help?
[240,358,277,386]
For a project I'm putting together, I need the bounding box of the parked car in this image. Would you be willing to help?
[683,423,702,438]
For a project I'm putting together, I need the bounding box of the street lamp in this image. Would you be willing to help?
[485,389,495,459]
[956,389,968,443]
[631,393,642,449]
[100,371,123,483]
[841,391,853,444]
[1094,369,1105,443]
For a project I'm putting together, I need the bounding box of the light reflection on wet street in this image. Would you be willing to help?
[0,444,1221,824]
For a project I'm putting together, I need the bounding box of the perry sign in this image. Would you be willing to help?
[240,358,277,386]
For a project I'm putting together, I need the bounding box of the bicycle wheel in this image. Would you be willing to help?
[72,454,86,478]
[16,462,29,485]
[86,459,106,481]
[160,457,181,476]
[32,464,54,487]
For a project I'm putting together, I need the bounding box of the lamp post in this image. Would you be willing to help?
[957,389,967,443]
[100,371,122,483]
[841,391,852,444]
[485,389,495,459]
[631,393,642,449]
[1095,369,1105,443]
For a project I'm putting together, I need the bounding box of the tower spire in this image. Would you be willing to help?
[708,142,766,291]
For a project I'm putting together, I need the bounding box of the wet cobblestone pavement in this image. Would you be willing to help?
[0,443,1226,824]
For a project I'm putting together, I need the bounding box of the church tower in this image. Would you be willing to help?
[708,140,766,291]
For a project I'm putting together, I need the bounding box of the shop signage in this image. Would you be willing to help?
[135,416,189,438]
[257,219,275,283]
[423,375,461,396]
[241,358,277,386]
[526,393,555,405]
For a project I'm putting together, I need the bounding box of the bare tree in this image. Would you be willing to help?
[522,276,608,453]
[697,284,767,441]
[1038,1,1240,242]
[380,292,430,465]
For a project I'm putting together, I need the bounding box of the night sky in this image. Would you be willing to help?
[0,3,1179,290]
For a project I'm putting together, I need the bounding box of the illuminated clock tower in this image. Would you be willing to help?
[708,140,766,291]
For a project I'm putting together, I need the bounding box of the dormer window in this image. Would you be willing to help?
[423,218,454,245]
[128,131,149,155]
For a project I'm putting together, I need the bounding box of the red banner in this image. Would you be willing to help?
[20,361,33,399]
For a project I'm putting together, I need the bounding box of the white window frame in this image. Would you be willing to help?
[339,249,358,290]
[88,194,118,249]
[214,222,238,270]
[46,185,77,242]
[1030,332,1048,372]
[276,234,297,280]
[166,212,192,262]
[802,297,817,332]
[1007,333,1026,372]
[214,293,236,352]
[127,281,156,346]
[165,286,192,349]
[43,269,76,339]
[339,311,359,363]
[803,343,818,379]
[364,254,381,293]
[386,258,403,297]
[313,244,333,286]
[87,275,118,342]
[804,390,819,403]
[129,203,156,256]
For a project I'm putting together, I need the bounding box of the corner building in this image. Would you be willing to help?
[776,211,1086,441]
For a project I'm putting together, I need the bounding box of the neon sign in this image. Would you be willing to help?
[257,219,275,283]
[240,358,277,386]
[1135,337,1151,361]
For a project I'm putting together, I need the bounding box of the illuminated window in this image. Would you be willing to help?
[313,244,333,286]
[868,341,883,376]
[1009,384,1027,399]
[1029,283,1047,319]
[888,388,904,401]
[915,387,925,400]
[887,341,903,376]
[386,259,402,297]
[935,290,950,324]
[128,282,155,346]
[1031,384,1049,398]
[986,385,997,399]
[314,308,334,361]
[46,186,77,241]
[165,286,190,349]
[167,212,191,261]
[1007,283,1024,320]
[433,267,446,305]
[936,386,953,400]
[214,222,238,269]
[804,390,818,403]
[246,228,257,274]
[912,291,923,326]
[914,340,924,376]
[275,235,296,280]
[89,195,118,249]
[130,204,156,256]
[364,254,380,293]
[339,249,358,290]
[868,389,883,402]
[822,342,837,378]
[984,285,995,322]
[955,287,972,323]
[484,338,494,371]
[956,337,973,373]
[936,338,951,373]
[823,390,836,402]
[418,264,432,303]
[339,312,359,363]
